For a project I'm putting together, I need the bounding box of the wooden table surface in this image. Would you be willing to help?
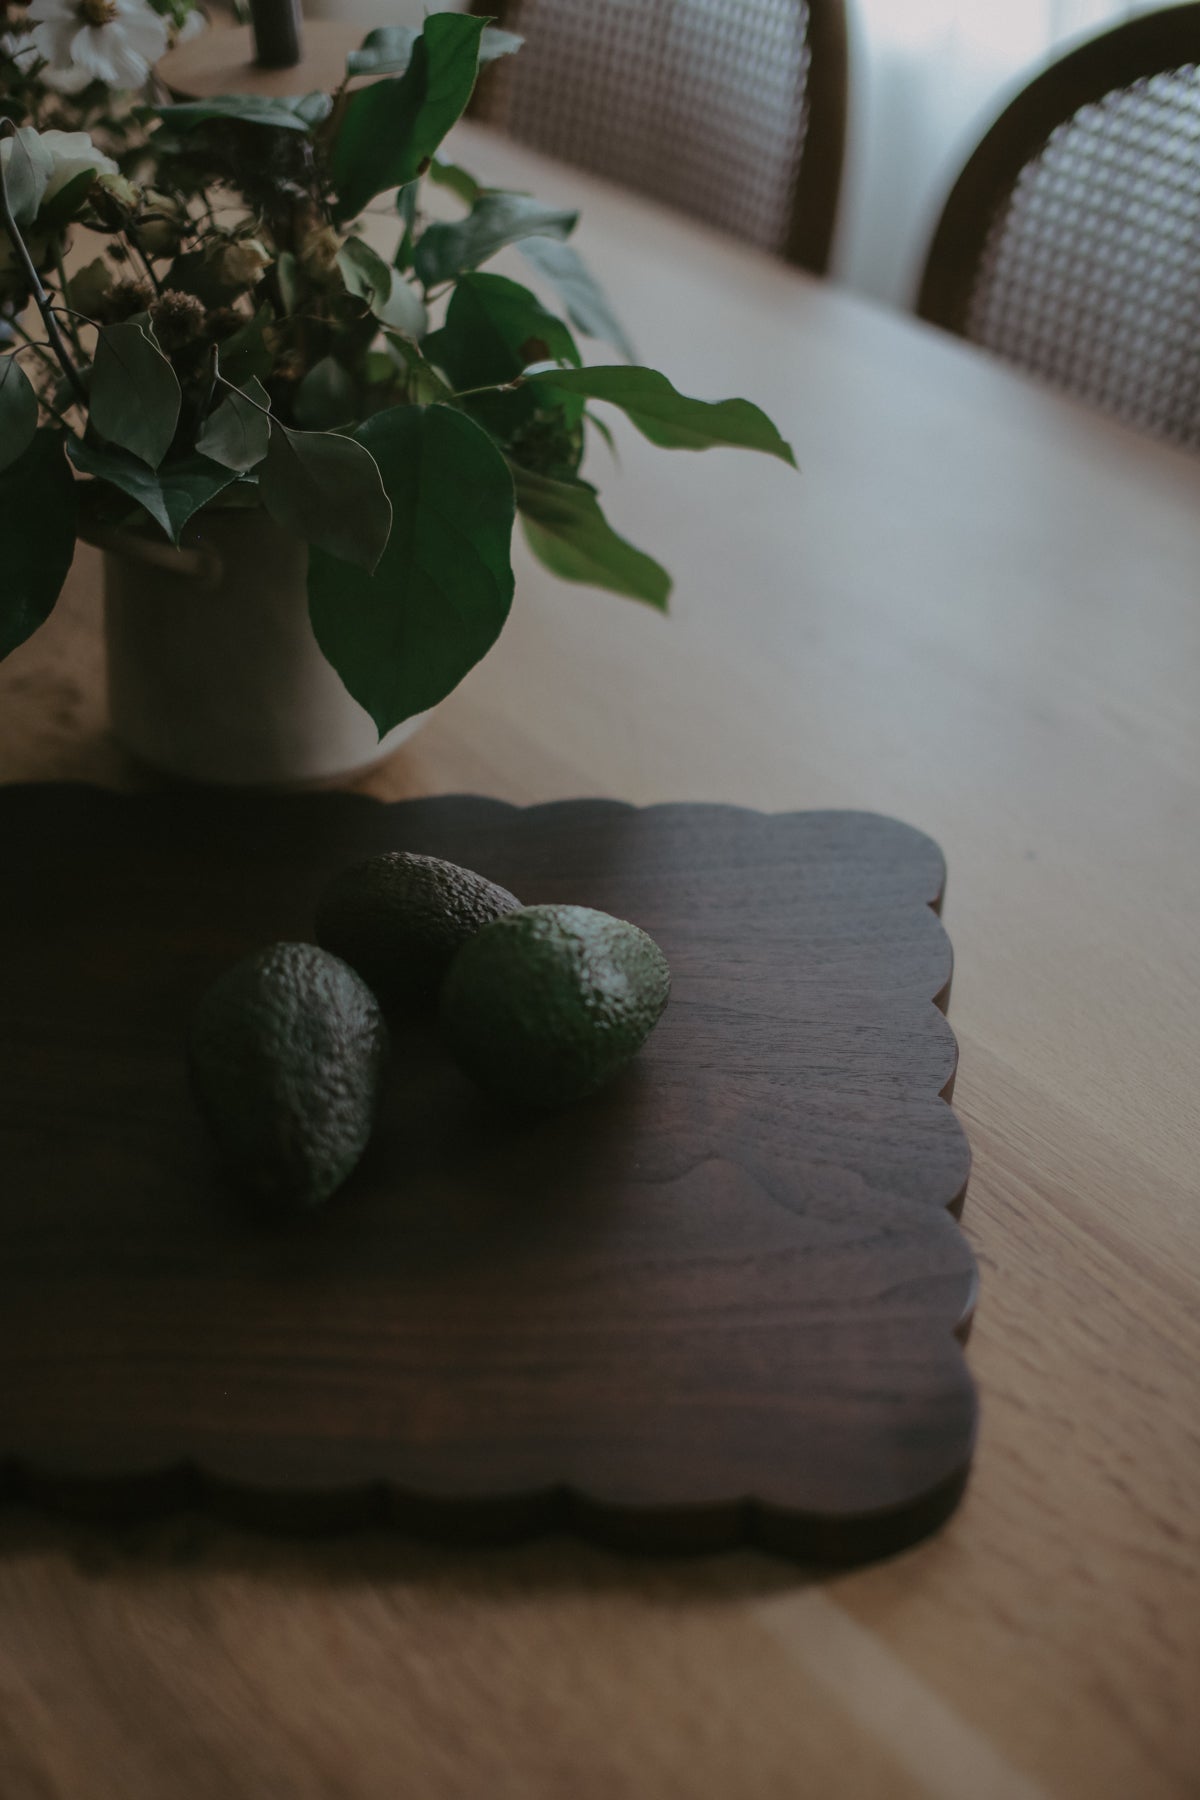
[2,122,1198,1800]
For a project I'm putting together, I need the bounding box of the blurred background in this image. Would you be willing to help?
[294,0,1182,311]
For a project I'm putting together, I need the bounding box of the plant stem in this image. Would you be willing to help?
[452,378,524,400]
[51,234,84,356]
[0,138,88,409]
[201,342,218,419]
[214,369,272,418]
[129,233,163,297]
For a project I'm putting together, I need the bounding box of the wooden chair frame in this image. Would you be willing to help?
[917,3,1200,331]
[472,0,848,275]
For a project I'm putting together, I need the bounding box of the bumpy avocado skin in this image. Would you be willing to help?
[439,904,671,1107]
[187,942,389,1210]
[314,852,521,1008]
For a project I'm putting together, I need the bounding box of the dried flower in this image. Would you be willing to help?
[104,272,153,319]
[134,190,185,257]
[149,286,204,350]
[210,237,270,293]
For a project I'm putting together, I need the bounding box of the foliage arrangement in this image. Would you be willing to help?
[0,11,795,734]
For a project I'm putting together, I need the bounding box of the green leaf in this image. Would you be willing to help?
[424,272,580,391]
[293,356,358,431]
[479,26,524,64]
[156,93,330,132]
[427,157,482,207]
[64,256,112,318]
[308,403,515,735]
[216,306,275,388]
[195,375,271,472]
[394,181,419,272]
[382,333,454,405]
[292,92,335,128]
[337,236,427,337]
[0,430,76,659]
[517,235,637,361]
[345,22,418,77]
[259,424,391,572]
[90,320,182,469]
[415,192,578,289]
[586,407,619,463]
[0,354,38,476]
[330,12,487,221]
[68,436,237,542]
[512,464,670,608]
[37,166,102,229]
[347,21,520,77]
[524,366,797,465]
[0,128,51,227]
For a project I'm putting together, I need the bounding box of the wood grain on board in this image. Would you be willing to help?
[0,787,972,1562]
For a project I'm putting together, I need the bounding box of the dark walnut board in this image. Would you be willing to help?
[0,786,976,1563]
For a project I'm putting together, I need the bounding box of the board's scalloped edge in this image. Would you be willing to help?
[1,786,976,1563]
[3,782,951,899]
[0,1455,976,1565]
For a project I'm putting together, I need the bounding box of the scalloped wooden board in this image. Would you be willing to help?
[0,787,976,1561]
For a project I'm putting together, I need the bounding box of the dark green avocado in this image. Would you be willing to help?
[187,941,389,1210]
[438,903,671,1107]
[314,851,521,1008]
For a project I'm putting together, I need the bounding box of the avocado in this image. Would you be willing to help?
[187,941,389,1210]
[439,903,671,1107]
[314,851,521,1008]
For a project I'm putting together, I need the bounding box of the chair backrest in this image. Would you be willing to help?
[917,5,1200,452]
[472,0,847,274]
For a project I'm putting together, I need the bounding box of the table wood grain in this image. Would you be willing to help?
[1,122,1198,1800]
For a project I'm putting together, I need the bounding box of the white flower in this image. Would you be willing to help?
[28,0,169,93]
[0,29,42,71]
[174,6,206,44]
[0,126,118,214]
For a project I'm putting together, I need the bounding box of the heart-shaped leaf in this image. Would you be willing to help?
[512,464,670,609]
[517,236,637,362]
[195,376,271,472]
[308,404,515,735]
[524,366,797,465]
[0,354,38,475]
[259,424,391,572]
[293,357,358,431]
[90,320,182,469]
[216,306,275,388]
[331,13,487,221]
[337,236,427,337]
[415,193,578,289]
[424,273,581,391]
[381,333,454,405]
[0,429,76,659]
[426,157,482,207]
[68,435,238,542]
[64,256,112,318]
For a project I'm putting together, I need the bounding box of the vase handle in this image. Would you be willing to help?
[80,522,224,588]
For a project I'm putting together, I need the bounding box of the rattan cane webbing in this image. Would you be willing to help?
[963,65,1200,449]
[475,0,814,256]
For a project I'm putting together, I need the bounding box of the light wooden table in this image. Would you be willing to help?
[2,123,1198,1800]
